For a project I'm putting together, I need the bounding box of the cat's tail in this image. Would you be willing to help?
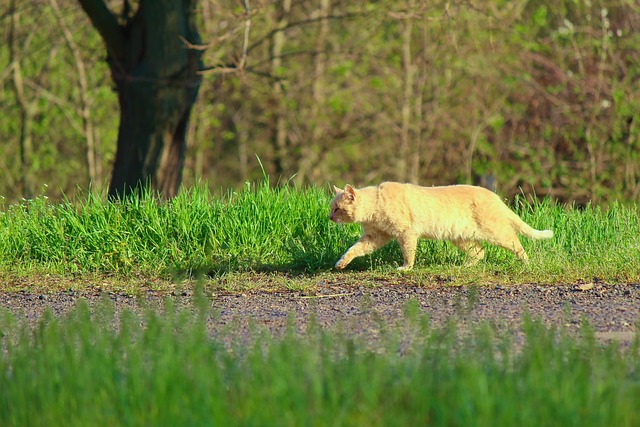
[526,228,554,239]
[510,212,554,240]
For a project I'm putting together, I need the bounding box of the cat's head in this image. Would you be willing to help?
[330,184,358,223]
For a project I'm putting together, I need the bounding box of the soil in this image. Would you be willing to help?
[2,280,639,346]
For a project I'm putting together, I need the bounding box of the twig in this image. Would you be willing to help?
[238,0,251,70]
[299,292,353,299]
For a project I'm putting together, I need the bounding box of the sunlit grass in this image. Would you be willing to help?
[0,180,639,287]
[0,299,638,427]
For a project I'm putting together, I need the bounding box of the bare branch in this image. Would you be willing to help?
[24,80,85,136]
[246,11,366,55]
[238,0,252,70]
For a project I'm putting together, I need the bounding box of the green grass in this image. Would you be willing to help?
[0,298,638,427]
[0,180,639,288]
[2,183,639,426]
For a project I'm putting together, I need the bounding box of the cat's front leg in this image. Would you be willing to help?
[334,254,353,270]
[335,232,390,270]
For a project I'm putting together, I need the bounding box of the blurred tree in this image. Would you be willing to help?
[50,0,101,186]
[8,0,35,198]
[78,0,204,198]
[268,0,292,177]
[2,0,639,205]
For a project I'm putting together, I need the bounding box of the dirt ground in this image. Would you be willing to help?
[2,280,639,346]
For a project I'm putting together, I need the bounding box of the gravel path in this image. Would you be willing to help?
[2,281,639,345]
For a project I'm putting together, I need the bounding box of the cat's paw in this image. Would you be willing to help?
[335,259,348,270]
[397,265,413,271]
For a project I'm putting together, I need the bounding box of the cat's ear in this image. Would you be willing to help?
[344,184,357,201]
[333,185,343,195]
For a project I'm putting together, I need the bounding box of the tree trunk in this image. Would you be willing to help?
[50,0,99,186]
[269,0,292,177]
[78,0,203,199]
[297,0,330,184]
[9,2,35,199]
[399,2,415,183]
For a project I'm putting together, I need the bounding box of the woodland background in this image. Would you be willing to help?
[1,0,639,205]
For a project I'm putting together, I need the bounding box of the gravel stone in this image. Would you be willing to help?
[2,283,639,345]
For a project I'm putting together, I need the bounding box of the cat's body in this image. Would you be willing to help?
[330,182,553,270]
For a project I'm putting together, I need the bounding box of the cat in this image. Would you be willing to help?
[330,182,553,270]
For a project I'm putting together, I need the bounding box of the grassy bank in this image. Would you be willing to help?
[0,181,639,288]
[0,299,638,427]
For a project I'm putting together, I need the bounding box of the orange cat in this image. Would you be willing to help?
[330,182,553,270]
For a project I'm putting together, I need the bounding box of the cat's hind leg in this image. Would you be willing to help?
[335,232,391,270]
[453,240,485,265]
[397,234,419,270]
[488,232,529,261]
[500,238,528,261]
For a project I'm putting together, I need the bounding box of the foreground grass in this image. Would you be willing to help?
[0,299,638,427]
[0,180,639,291]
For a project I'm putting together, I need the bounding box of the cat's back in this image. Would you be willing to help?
[376,182,507,221]
[375,182,426,210]
[417,183,501,203]
[377,182,496,204]
[374,182,456,218]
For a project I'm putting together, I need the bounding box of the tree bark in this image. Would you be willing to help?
[78,0,203,199]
